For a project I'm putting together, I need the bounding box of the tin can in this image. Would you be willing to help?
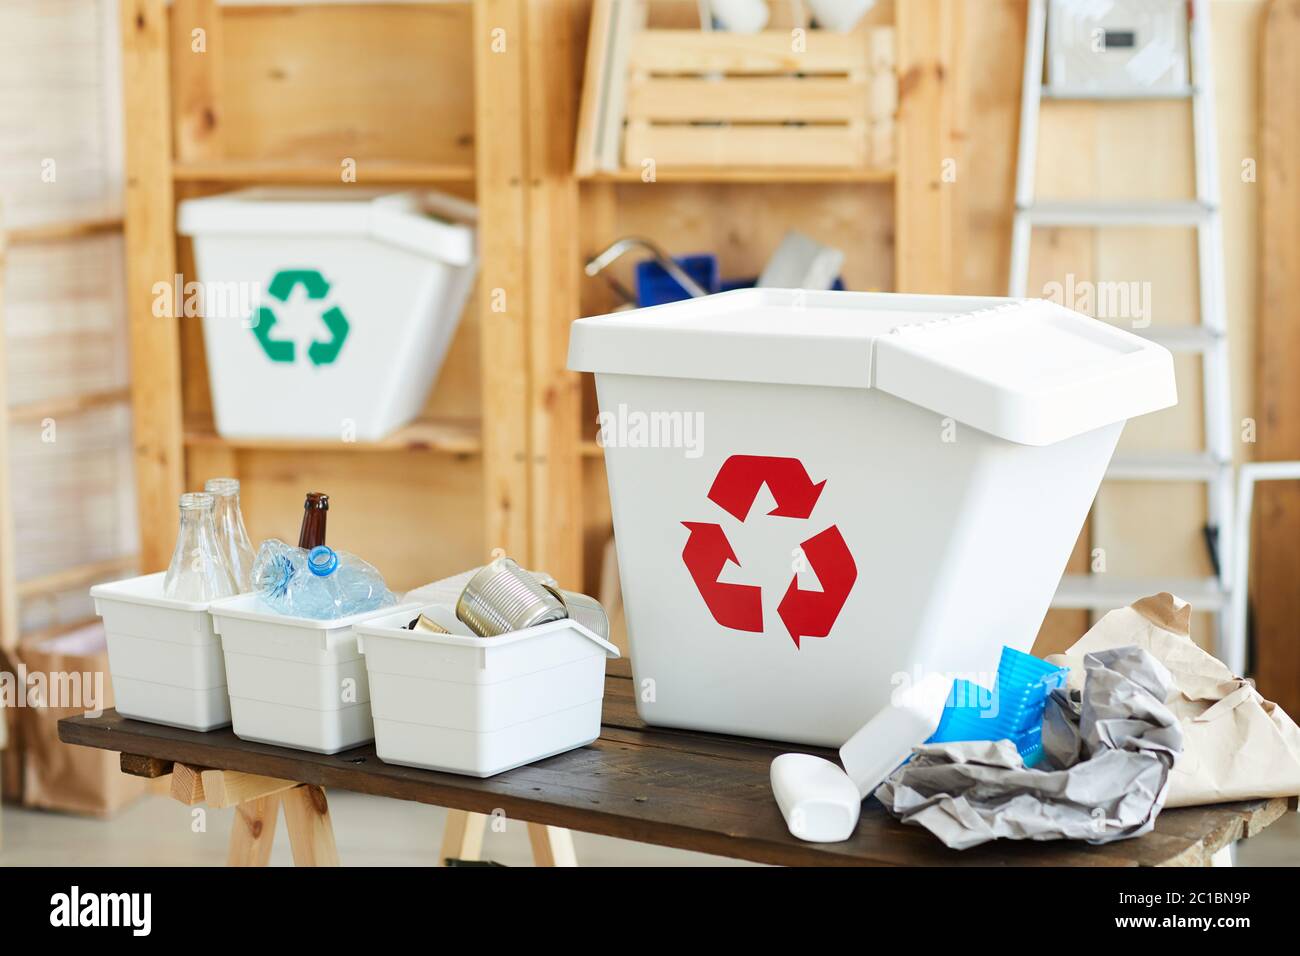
[456,557,568,637]
[407,613,450,635]
[543,586,610,641]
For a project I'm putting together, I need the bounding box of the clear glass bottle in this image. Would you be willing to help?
[163,492,237,601]
[205,477,255,592]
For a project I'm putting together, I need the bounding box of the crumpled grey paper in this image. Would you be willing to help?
[875,646,1184,850]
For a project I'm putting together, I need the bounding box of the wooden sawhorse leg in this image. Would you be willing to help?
[121,755,339,867]
[228,793,281,866]
[439,810,578,867]
[526,822,577,867]
[439,809,487,864]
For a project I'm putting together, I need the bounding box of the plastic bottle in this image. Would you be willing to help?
[205,477,255,591]
[298,492,329,549]
[252,539,395,620]
[163,492,238,602]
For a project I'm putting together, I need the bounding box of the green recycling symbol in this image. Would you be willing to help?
[253,269,350,367]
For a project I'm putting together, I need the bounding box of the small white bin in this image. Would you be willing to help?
[90,572,232,731]
[208,593,414,754]
[356,592,621,777]
[568,289,1177,746]
[177,188,477,441]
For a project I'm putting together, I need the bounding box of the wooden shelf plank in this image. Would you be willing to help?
[16,555,140,600]
[4,215,124,246]
[173,160,475,185]
[8,386,131,425]
[183,417,482,455]
[580,166,894,184]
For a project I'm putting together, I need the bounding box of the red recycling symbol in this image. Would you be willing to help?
[681,455,857,648]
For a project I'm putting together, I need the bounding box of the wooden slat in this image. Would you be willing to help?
[629,29,866,75]
[121,0,185,573]
[5,216,124,246]
[0,225,16,651]
[183,417,482,456]
[578,166,895,184]
[474,0,532,562]
[526,0,585,588]
[16,555,139,600]
[8,386,132,425]
[627,77,867,122]
[199,768,299,809]
[573,0,615,177]
[120,753,174,778]
[1254,0,1300,719]
[894,0,960,293]
[169,762,208,805]
[624,124,867,169]
[59,708,1287,868]
[170,0,224,163]
[172,160,476,184]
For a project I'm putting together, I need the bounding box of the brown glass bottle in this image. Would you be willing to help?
[297,492,329,549]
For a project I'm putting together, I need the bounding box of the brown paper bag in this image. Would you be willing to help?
[16,623,145,817]
[1050,592,1300,808]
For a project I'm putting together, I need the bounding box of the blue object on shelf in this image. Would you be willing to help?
[928,647,1068,768]
[635,255,719,306]
[638,260,848,306]
[720,276,847,293]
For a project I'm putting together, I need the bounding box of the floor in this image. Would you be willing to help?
[0,791,749,866]
[2,791,1297,866]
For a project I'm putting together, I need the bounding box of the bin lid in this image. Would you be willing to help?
[177,187,477,266]
[566,288,1177,446]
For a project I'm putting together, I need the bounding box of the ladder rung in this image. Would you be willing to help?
[1042,85,1197,101]
[1132,325,1223,353]
[1053,574,1226,611]
[1017,200,1215,227]
[1107,451,1227,481]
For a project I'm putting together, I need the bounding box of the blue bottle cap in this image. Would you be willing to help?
[308,545,339,577]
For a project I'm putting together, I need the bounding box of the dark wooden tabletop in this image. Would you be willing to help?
[59,661,1291,866]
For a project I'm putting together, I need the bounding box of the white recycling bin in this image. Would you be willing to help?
[91,572,233,732]
[178,188,476,441]
[568,289,1177,746]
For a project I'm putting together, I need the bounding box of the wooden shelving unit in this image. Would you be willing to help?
[556,0,961,595]
[0,215,136,653]
[120,0,509,592]
[118,0,958,600]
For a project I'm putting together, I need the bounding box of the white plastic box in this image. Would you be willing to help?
[177,188,477,441]
[568,289,1177,746]
[209,593,414,754]
[1047,0,1189,93]
[356,587,620,777]
[91,572,232,731]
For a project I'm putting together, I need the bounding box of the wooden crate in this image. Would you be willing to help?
[618,26,894,171]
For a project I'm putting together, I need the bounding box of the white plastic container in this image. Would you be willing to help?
[568,289,1177,746]
[177,188,477,441]
[356,587,621,777]
[90,572,232,731]
[208,593,414,754]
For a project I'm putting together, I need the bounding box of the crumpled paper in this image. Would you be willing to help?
[876,646,1183,850]
[1050,592,1300,808]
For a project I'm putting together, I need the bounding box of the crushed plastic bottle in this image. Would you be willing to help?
[251,539,396,620]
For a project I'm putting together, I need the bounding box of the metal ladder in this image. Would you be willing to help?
[1010,0,1232,641]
